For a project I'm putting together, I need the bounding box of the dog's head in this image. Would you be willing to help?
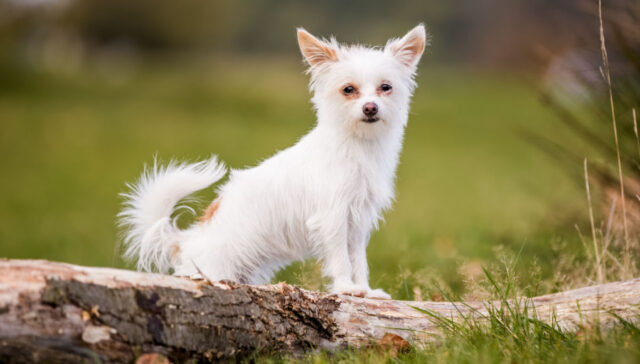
[298,24,426,139]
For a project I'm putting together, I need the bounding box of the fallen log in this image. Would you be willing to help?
[0,259,639,363]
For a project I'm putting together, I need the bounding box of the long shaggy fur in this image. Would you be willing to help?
[119,156,226,273]
[119,25,426,299]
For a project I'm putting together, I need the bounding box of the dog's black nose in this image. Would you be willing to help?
[363,102,378,117]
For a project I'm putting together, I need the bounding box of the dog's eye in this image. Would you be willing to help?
[380,83,392,92]
[342,85,356,95]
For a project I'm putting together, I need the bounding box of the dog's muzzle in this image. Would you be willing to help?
[362,117,380,123]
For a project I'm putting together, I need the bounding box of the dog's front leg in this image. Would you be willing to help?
[349,227,370,288]
[307,212,368,297]
[349,225,391,299]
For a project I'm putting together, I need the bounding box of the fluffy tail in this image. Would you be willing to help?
[118,156,227,273]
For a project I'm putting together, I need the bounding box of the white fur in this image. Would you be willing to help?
[118,156,227,273]
[119,25,427,299]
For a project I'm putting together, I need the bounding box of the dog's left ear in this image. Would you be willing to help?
[385,24,427,73]
[297,28,338,68]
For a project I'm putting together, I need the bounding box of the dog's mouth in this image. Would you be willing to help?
[361,117,380,123]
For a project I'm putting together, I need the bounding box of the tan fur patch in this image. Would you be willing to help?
[298,30,338,66]
[199,197,222,223]
[341,84,360,100]
[376,81,393,96]
[321,44,338,61]
[389,34,425,68]
[170,244,181,261]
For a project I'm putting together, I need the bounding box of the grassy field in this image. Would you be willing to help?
[0,58,586,294]
[5,57,638,363]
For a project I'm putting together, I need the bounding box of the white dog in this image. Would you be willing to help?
[120,25,426,299]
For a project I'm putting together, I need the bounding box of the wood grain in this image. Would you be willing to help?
[1,259,638,362]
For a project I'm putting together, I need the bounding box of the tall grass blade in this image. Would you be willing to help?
[598,0,631,277]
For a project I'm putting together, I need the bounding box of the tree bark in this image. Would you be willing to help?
[0,259,639,363]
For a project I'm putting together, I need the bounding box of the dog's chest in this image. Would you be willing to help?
[342,158,393,213]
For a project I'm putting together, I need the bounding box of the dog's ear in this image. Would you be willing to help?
[297,28,338,68]
[385,24,427,72]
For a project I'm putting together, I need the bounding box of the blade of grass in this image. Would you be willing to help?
[633,108,639,161]
[598,0,631,277]
[584,159,603,283]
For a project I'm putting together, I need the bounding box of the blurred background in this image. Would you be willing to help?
[1,0,638,299]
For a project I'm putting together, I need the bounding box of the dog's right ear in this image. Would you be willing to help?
[385,24,427,73]
[297,28,338,68]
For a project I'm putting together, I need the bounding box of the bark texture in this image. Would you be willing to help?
[0,259,639,363]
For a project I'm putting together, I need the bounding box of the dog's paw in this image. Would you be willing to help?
[366,288,392,300]
[331,282,369,298]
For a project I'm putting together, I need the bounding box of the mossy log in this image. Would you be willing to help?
[1,259,639,363]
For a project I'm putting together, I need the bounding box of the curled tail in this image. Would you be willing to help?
[118,156,226,273]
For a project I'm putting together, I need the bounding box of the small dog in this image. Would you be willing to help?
[120,25,426,299]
